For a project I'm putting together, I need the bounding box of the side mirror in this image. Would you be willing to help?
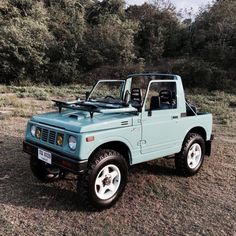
[85,91,90,101]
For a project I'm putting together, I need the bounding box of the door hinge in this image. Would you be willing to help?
[137,119,141,124]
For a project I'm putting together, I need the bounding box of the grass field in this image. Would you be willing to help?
[0,85,236,235]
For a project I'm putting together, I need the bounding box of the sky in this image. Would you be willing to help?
[126,0,214,16]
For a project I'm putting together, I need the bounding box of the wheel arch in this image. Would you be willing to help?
[182,126,208,155]
[88,141,132,166]
[186,126,207,141]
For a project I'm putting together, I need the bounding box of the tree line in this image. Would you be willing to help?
[0,0,235,91]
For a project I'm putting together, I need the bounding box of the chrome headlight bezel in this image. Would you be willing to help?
[68,136,77,150]
[30,125,36,137]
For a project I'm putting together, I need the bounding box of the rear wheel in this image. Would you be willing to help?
[175,133,205,176]
[30,155,65,182]
[77,149,128,210]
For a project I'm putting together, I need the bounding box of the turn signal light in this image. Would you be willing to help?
[57,134,63,146]
[35,128,41,139]
[86,136,95,142]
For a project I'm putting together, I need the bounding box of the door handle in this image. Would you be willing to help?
[172,115,178,119]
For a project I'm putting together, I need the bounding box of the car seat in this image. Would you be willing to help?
[150,96,160,110]
[159,89,172,109]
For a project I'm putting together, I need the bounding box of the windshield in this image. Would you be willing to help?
[89,80,125,103]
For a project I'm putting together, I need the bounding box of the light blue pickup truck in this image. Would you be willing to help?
[23,73,214,209]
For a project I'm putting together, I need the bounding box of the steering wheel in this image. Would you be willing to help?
[105,95,115,100]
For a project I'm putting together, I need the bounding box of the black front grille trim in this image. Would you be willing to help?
[36,127,63,147]
[49,130,56,144]
[42,129,49,142]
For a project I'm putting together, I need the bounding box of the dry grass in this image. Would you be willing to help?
[186,89,236,125]
[0,85,236,235]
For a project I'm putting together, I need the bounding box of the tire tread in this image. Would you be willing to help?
[175,133,204,176]
[77,149,126,210]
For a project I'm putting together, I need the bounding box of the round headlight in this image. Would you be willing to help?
[68,136,77,150]
[31,125,36,137]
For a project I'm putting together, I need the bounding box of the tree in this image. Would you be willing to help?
[0,0,53,84]
[126,2,181,64]
[81,15,137,69]
[192,0,236,68]
[81,0,137,70]
[0,0,235,90]
[86,0,125,25]
[45,0,86,84]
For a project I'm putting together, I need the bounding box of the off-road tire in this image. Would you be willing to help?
[30,155,64,182]
[175,133,205,176]
[77,149,128,210]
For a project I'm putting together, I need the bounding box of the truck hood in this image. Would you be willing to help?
[31,110,133,133]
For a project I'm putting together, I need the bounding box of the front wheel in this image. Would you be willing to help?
[77,149,128,210]
[175,133,205,176]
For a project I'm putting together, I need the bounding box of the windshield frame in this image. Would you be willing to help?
[87,80,126,102]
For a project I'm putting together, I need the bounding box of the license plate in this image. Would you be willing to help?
[38,149,52,164]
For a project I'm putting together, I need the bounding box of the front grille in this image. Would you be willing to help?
[38,127,63,146]
[49,130,56,144]
[42,129,49,142]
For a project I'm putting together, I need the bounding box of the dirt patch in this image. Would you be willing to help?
[0,117,235,236]
[0,93,236,235]
[218,137,236,144]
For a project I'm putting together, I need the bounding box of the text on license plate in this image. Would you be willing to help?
[38,149,52,164]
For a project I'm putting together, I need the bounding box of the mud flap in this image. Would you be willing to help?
[205,134,214,156]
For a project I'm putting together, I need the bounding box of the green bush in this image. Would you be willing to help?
[0,0,235,90]
[173,58,236,92]
[31,89,49,100]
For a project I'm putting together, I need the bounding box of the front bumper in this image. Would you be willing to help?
[23,140,87,174]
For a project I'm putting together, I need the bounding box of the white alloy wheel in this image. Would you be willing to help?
[94,164,121,200]
[187,143,202,169]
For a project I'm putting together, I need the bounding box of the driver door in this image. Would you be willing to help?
[141,81,180,156]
